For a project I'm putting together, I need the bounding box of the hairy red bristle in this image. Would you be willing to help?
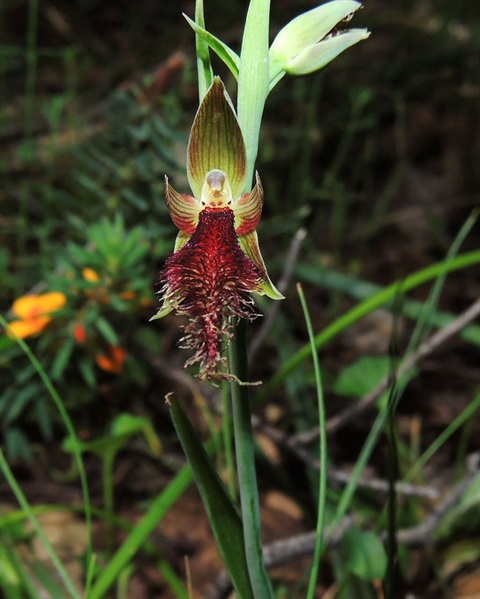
[160,207,262,381]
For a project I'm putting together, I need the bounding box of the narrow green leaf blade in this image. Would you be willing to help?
[89,462,196,599]
[191,0,213,99]
[51,339,75,380]
[169,396,254,599]
[94,317,118,345]
[184,14,239,82]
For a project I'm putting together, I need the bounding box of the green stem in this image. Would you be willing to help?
[229,320,273,598]
[237,0,270,185]
[194,0,213,100]
[89,461,195,599]
[103,450,115,555]
[222,381,237,499]
[297,284,327,599]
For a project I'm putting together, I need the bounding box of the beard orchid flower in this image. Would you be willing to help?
[151,77,283,382]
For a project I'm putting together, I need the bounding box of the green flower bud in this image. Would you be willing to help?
[270,0,369,82]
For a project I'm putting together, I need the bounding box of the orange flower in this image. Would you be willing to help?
[73,323,87,343]
[82,267,110,303]
[82,268,100,282]
[119,290,136,300]
[140,296,153,308]
[96,346,126,374]
[8,292,67,339]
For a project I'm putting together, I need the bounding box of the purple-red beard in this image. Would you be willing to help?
[160,207,262,381]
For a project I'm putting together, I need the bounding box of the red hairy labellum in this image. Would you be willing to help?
[161,207,262,381]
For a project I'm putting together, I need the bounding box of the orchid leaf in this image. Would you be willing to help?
[169,396,254,599]
[184,14,240,81]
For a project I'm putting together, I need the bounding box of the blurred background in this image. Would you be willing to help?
[1,1,479,597]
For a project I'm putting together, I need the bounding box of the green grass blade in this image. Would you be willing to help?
[295,264,480,346]
[330,221,477,538]
[297,284,327,599]
[157,559,190,599]
[184,14,239,83]
[28,560,72,599]
[0,317,93,595]
[405,211,476,354]
[0,540,39,599]
[169,395,255,599]
[384,373,400,598]
[333,404,391,528]
[0,450,80,599]
[88,459,197,599]
[406,390,480,482]
[257,250,480,403]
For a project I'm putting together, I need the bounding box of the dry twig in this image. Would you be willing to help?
[253,416,440,500]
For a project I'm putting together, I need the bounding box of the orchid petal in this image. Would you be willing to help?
[286,29,370,75]
[149,301,173,320]
[173,230,192,253]
[187,77,247,200]
[238,230,284,300]
[234,171,263,235]
[270,1,362,61]
[150,230,192,322]
[165,176,200,234]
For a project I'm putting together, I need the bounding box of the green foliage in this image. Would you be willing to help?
[341,527,387,581]
[1,214,159,461]
[1,61,189,459]
[334,355,391,397]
